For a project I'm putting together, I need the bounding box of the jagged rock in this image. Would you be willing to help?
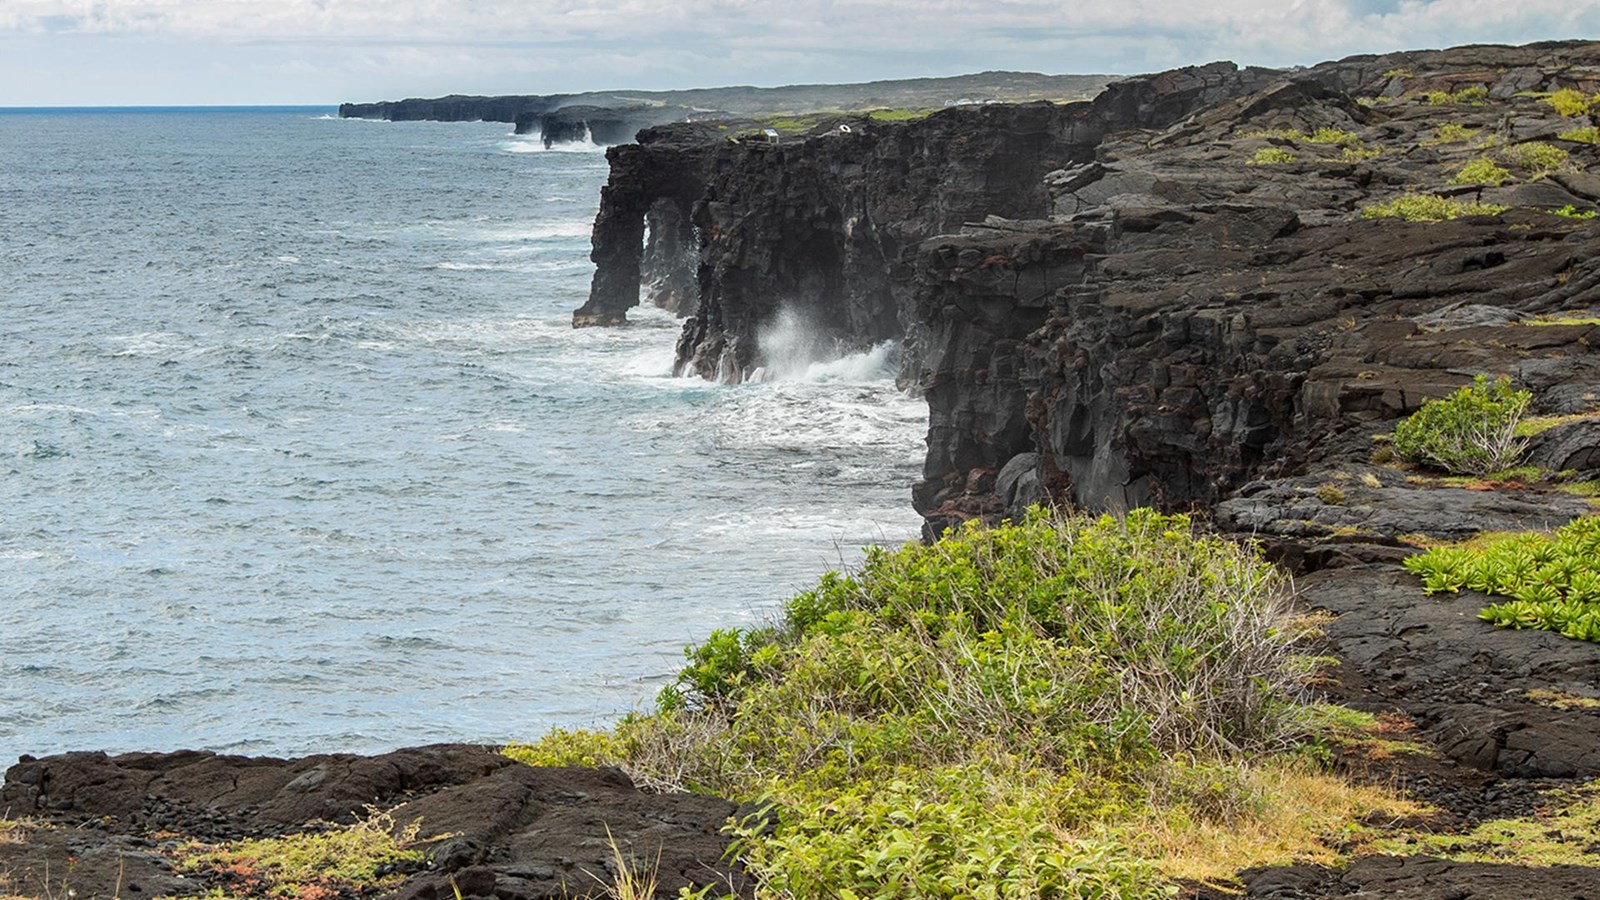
[0,746,747,900]
[1302,566,1600,777]
[1214,470,1592,542]
[576,40,1600,539]
[1526,418,1600,472]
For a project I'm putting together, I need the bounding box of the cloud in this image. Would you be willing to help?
[1,0,1597,104]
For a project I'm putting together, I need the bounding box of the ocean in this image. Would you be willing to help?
[0,108,925,760]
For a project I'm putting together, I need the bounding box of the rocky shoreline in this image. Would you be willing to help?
[7,40,1600,898]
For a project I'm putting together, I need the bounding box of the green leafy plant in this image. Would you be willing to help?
[1543,88,1598,117]
[1404,516,1600,642]
[1559,125,1600,144]
[1249,147,1298,165]
[507,509,1408,896]
[1426,123,1478,144]
[1423,85,1488,105]
[1361,194,1508,222]
[1448,157,1512,186]
[1551,204,1599,220]
[1499,141,1570,177]
[1391,375,1531,475]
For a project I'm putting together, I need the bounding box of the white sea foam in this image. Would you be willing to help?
[498,129,607,155]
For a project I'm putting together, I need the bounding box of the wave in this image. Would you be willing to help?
[497,129,608,155]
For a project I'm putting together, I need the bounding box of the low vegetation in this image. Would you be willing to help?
[171,808,425,899]
[1499,141,1570,177]
[1426,123,1478,145]
[1560,125,1600,144]
[1448,158,1511,186]
[509,509,1427,897]
[1392,375,1530,475]
[1361,194,1507,223]
[1404,516,1600,642]
[1421,85,1488,106]
[1249,147,1298,165]
[1551,204,1599,219]
[1363,780,1600,863]
[1543,88,1599,118]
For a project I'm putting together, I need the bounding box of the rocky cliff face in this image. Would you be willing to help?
[582,41,1600,544]
[577,63,1279,375]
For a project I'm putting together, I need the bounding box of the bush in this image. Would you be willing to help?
[1404,516,1600,642]
[1428,123,1478,144]
[1392,375,1530,475]
[1250,147,1298,165]
[1559,126,1600,145]
[511,509,1335,897]
[1543,88,1598,117]
[1448,158,1511,186]
[1500,141,1570,177]
[1424,86,1488,105]
[1361,194,1508,222]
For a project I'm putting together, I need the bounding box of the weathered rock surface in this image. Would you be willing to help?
[1303,566,1600,778]
[0,745,747,899]
[1216,856,1600,899]
[579,41,1600,540]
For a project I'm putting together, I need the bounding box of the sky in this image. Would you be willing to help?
[1,0,1598,107]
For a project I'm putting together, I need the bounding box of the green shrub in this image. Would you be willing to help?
[1551,204,1599,220]
[1250,147,1298,165]
[1392,375,1531,475]
[1340,145,1381,162]
[1559,125,1600,144]
[510,509,1325,897]
[1543,88,1598,117]
[1424,85,1488,105]
[1428,123,1478,144]
[1361,194,1508,222]
[1404,517,1600,642]
[1500,141,1570,177]
[1304,127,1362,146]
[1448,158,1512,186]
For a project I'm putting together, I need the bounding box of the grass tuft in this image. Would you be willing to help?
[1361,194,1507,222]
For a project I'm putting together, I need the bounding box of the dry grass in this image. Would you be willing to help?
[571,827,661,900]
[1130,763,1424,885]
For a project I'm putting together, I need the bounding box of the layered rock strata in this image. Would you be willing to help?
[580,42,1600,542]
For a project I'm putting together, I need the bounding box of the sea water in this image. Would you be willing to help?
[0,109,925,759]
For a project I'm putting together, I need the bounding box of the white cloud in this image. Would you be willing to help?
[1,0,1596,104]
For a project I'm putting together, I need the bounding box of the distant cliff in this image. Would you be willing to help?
[337,71,1115,142]
[578,41,1600,543]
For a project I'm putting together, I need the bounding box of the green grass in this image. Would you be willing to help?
[1361,194,1507,222]
[1404,515,1600,642]
[171,808,425,898]
[509,509,1426,896]
[866,107,934,123]
[1364,781,1600,865]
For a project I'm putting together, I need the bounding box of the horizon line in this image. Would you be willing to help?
[0,103,340,111]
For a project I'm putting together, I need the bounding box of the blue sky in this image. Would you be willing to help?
[2,0,1598,106]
